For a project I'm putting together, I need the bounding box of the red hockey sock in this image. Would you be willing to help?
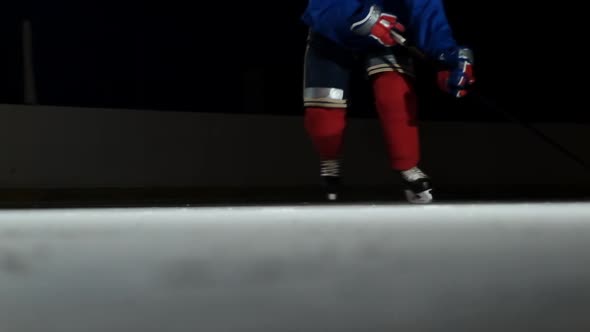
[304,107,346,160]
[371,71,420,171]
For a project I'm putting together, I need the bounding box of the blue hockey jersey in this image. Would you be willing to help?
[302,0,457,58]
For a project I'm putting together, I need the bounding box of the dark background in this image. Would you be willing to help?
[0,1,582,122]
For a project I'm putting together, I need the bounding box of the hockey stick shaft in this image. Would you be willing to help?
[389,31,590,172]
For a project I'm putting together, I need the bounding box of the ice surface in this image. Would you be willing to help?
[0,202,589,332]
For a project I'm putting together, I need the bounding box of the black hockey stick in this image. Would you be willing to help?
[390,31,590,173]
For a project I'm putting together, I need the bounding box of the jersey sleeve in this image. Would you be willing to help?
[405,0,457,58]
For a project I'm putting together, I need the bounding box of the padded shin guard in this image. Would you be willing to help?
[371,71,420,171]
[304,107,346,161]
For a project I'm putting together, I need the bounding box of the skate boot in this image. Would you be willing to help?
[320,159,341,201]
[400,167,433,204]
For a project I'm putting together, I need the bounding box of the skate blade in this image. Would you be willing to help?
[405,189,433,204]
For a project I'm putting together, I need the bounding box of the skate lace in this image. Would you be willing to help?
[321,160,340,177]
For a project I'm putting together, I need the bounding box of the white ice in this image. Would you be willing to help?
[0,202,589,332]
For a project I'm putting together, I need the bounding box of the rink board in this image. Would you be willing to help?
[0,202,589,331]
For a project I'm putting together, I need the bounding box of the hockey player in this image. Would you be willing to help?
[302,0,475,203]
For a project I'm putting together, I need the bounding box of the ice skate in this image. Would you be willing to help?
[401,167,433,204]
[320,159,341,201]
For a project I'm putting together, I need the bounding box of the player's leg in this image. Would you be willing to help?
[366,50,433,203]
[303,32,354,201]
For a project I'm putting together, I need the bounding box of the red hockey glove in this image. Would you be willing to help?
[350,5,405,47]
[368,13,405,46]
[437,47,475,98]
